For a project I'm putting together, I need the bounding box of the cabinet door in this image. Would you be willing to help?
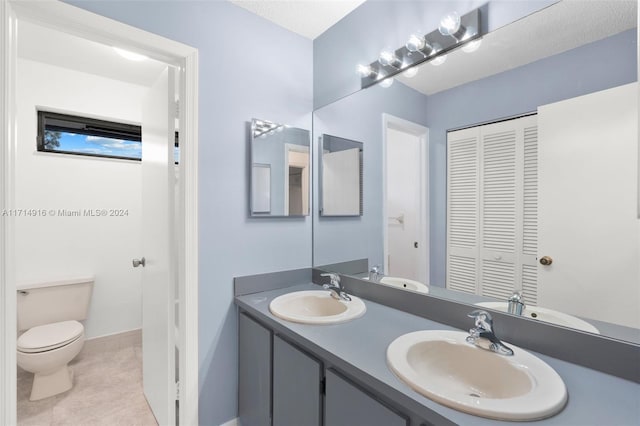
[239,313,272,426]
[273,336,322,426]
[325,369,408,426]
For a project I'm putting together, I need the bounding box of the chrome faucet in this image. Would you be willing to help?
[320,273,352,302]
[368,265,382,282]
[466,310,514,356]
[507,291,525,316]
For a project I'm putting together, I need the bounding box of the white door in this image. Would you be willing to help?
[538,83,639,329]
[386,128,422,281]
[141,66,176,425]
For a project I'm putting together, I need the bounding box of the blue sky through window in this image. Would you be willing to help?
[55,132,179,162]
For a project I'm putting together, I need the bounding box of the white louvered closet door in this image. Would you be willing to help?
[447,115,538,302]
[446,128,479,294]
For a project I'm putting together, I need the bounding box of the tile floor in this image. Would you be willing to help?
[17,336,157,426]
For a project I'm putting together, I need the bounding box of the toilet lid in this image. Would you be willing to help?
[17,320,84,353]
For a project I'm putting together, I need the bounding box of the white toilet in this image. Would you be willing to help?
[16,277,94,401]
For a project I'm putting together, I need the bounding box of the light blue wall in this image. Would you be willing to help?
[426,28,637,286]
[313,82,429,267]
[66,1,313,425]
[313,0,557,108]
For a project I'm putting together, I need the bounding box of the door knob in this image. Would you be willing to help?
[539,256,553,266]
[132,257,146,268]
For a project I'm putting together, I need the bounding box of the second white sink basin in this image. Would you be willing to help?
[379,276,429,294]
[387,330,567,421]
[269,290,366,325]
[476,302,600,334]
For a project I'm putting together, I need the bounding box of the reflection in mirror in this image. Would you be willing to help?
[312,1,639,343]
[319,134,363,216]
[250,118,310,217]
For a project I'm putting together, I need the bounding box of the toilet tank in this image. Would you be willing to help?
[17,277,94,331]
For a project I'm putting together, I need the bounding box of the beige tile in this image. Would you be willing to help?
[18,331,155,426]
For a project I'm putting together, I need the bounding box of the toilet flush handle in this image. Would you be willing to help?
[132,257,146,268]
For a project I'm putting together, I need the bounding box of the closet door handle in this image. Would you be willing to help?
[132,257,146,268]
[539,256,553,266]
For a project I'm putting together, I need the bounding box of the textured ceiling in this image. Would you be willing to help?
[230,0,366,39]
[397,0,638,95]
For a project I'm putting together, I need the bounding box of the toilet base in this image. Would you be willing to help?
[30,365,74,401]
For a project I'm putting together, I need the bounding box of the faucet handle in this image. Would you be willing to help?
[370,265,380,273]
[508,291,523,302]
[320,273,340,286]
[467,309,494,331]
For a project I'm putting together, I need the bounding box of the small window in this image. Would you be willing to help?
[37,111,179,163]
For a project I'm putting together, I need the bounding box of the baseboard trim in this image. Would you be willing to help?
[82,328,141,356]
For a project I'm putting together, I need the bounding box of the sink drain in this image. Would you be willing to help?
[469,393,481,398]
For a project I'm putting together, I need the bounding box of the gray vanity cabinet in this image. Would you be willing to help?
[324,369,409,426]
[239,313,272,426]
[273,335,322,426]
[239,311,410,426]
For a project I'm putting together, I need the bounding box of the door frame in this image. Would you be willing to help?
[382,113,429,284]
[0,1,199,425]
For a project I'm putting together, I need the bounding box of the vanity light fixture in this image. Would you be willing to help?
[438,11,464,39]
[357,64,377,78]
[358,7,482,89]
[252,119,285,138]
[379,50,402,68]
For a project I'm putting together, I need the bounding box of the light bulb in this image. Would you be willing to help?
[357,64,375,77]
[438,12,461,36]
[430,55,447,66]
[462,38,482,53]
[379,50,399,67]
[402,67,418,78]
[406,34,426,52]
[380,78,394,88]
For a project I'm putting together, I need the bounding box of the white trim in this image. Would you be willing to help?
[1,1,199,425]
[381,113,430,284]
[1,2,18,425]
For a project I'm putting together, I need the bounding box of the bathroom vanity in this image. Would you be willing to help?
[235,281,640,426]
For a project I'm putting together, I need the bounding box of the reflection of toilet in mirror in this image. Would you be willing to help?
[16,277,94,401]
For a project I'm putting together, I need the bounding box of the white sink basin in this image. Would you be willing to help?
[387,330,567,421]
[476,302,599,334]
[269,290,366,325]
[379,276,429,294]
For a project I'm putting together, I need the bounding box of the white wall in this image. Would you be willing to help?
[15,58,148,339]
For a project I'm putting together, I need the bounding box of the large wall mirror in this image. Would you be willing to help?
[312,1,639,344]
[250,118,310,217]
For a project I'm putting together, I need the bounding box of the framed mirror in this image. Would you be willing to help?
[312,0,639,344]
[250,118,310,217]
[319,134,363,217]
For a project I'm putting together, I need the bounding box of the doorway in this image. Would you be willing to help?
[0,2,199,425]
[382,114,429,284]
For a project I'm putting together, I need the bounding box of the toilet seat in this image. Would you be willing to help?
[17,320,84,353]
